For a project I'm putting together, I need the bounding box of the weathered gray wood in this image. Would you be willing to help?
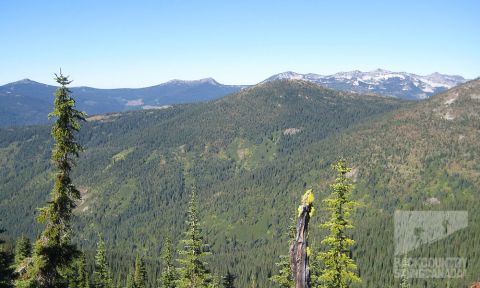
[290,195,312,288]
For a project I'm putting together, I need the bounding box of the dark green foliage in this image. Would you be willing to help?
[314,161,360,288]
[222,270,236,288]
[176,187,213,288]
[77,253,89,288]
[160,237,177,288]
[0,80,404,286]
[15,72,85,288]
[0,225,14,288]
[2,80,480,287]
[93,236,112,288]
[14,236,31,266]
[65,253,89,288]
[270,209,297,288]
[12,236,31,288]
[133,255,146,288]
[0,249,13,288]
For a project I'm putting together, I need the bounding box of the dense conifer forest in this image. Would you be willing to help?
[1,77,480,287]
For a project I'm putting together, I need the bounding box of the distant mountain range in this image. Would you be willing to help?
[0,69,470,127]
[263,69,468,100]
[0,78,244,127]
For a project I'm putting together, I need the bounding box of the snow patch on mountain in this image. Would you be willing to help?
[263,69,468,100]
[444,96,458,105]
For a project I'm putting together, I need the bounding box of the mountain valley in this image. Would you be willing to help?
[1,79,479,286]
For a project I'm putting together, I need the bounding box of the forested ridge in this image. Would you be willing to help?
[1,79,480,287]
[0,78,243,127]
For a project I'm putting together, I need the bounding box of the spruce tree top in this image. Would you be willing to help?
[17,71,86,288]
[37,71,86,245]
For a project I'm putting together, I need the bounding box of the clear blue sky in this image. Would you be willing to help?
[1,0,478,88]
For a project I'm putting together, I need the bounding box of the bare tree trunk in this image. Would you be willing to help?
[290,202,312,288]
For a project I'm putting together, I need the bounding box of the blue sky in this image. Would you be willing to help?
[1,0,478,87]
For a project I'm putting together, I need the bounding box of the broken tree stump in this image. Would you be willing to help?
[290,189,314,288]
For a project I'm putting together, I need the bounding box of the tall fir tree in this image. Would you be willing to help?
[14,236,31,266]
[15,71,86,288]
[161,237,177,288]
[93,235,112,288]
[133,255,146,288]
[221,270,236,288]
[176,187,212,288]
[315,160,360,288]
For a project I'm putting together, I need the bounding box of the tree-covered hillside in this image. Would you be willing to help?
[286,79,480,287]
[1,79,479,287]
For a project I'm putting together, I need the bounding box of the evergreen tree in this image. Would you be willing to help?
[15,71,86,288]
[270,255,293,288]
[133,255,146,288]
[161,237,177,288]
[209,274,221,288]
[125,270,134,288]
[66,255,87,288]
[176,187,212,288]
[221,270,236,288]
[93,235,112,288]
[316,160,360,288]
[0,225,14,288]
[77,253,89,288]
[14,236,31,266]
[66,262,78,288]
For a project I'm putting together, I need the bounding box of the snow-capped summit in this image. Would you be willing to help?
[331,70,364,80]
[263,69,468,100]
[421,73,465,89]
